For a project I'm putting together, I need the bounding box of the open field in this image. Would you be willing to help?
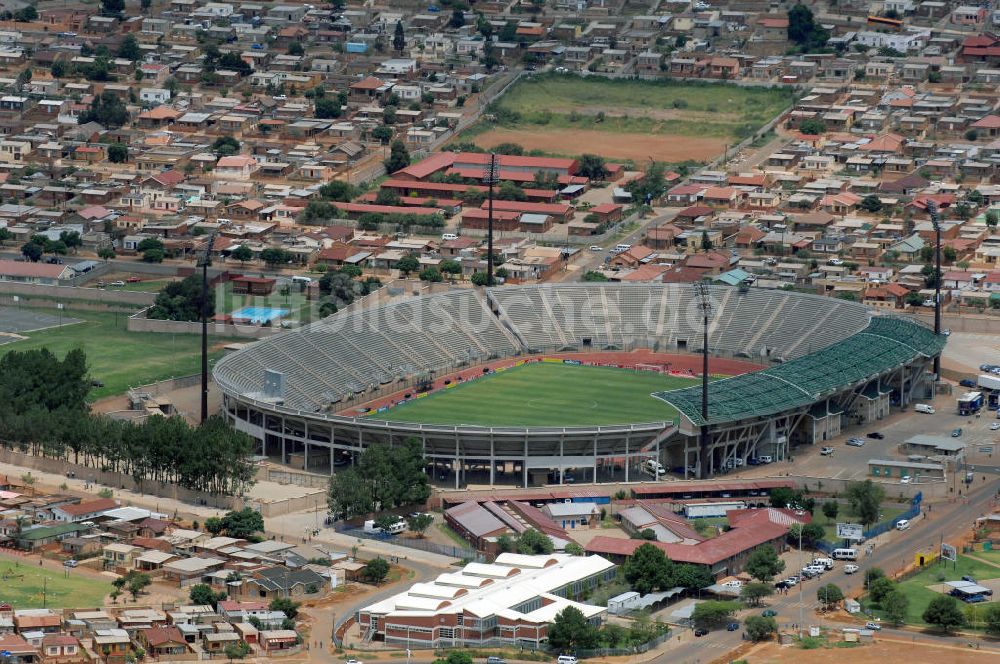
[748,637,997,664]
[0,308,233,399]
[472,127,728,163]
[809,504,907,544]
[374,362,698,427]
[461,74,795,160]
[866,555,1000,628]
[0,553,108,608]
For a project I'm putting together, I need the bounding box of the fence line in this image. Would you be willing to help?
[333,524,482,561]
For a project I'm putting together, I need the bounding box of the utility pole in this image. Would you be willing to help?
[483,153,500,286]
[198,233,217,423]
[927,201,942,378]
[694,282,712,479]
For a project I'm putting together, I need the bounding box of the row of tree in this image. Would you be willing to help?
[0,348,257,496]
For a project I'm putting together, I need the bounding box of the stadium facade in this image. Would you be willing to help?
[213,284,945,486]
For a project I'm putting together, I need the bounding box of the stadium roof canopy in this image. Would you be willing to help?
[654,317,945,426]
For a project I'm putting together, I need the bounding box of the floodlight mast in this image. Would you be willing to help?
[927,201,942,378]
[483,153,500,286]
[198,232,217,424]
[694,282,712,479]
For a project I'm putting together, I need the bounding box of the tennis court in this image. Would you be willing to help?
[0,306,80,343]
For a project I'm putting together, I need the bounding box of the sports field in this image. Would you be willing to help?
[0,553,108,608]
[462,74,795,160]
[375,362,698,427]
[0,308,233,399]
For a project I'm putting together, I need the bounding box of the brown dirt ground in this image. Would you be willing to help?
[742,638,997,664]
[472,127,728,162]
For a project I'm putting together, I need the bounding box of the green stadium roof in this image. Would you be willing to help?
[654,317,945,426]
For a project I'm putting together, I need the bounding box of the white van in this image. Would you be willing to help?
[291,275,313,285]
[844,563,859,574]
[615,243,632,253]
[813,557,834,569]
[644,459,666,476]
[895,519,910,531]
[832,548,858,560]
[758,455,773,464]
[914,404,935,414]
[441,233,459,241]
[557,656,578,664]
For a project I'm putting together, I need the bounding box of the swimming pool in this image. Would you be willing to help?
[231,306,289,324]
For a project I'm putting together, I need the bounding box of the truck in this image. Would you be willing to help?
[957,391,984,415]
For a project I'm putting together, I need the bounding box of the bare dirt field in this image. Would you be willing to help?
[472,127,729,162]
[743,638,997,664]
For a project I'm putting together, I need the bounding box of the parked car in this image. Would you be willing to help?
[962,575,977,584]
[762,609,777,617]
[900,476,912,484]
[867,432,885,439]
[589,245,602,251]
[63,559,78,568]
[694,628,708,637]
[844,564,859,574]
[959,379,977,388]
[109,280,125,287]
[865,622,881,631]
[951,428,962,437]
[991,423,1000,431]
[126,276,141,283]
[846,438,865,447]
[820,446,834,456]
[727,622,740,632]
[487,657,506,664]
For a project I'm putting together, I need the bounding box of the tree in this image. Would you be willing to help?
[922,595,965,633]
[449,8,465,28]
[98,246,116,260]
[220,508,264,539]
[674,564,714,591]
[439,259,462,280]
[577,154,609,180]
[0,228,11,246]
[142,248,165,263]
[548,606,599,650]
[622,543,673,594]
[583,271,608,282]
[470,271,489,286]
[269,597,300,619]
[964,129,979,142]
[396,254,420,276]
[864,567,885,589]
[943,246,957,262]
[141,0,152,11]
[300,200,340,224]
[983,603,1000,637]
[497,181,526,201]
[287,41,304,56]
[78,90,129,128]
[212,136,240,157]
[768,487,797,509]
[744,547,785,583]
[260,247,293,267]
[986,209,999,230]
[496,534,514,553]
[700,230,713,251]
[741,582,773,607]
[118,34,141,61]
[223,641,251,660]
[101,0,125,12]
[817,583,843,609]
[788,3,829,52]
[21,241,43,262]
[691,601,739,629]
[407,514,433,537]
[743,615,777,642]
[108,143,128,163]
[189,583,226,607]
[494,142,524,156]
[148,275,214,322]
[371,125,393,144]
[365,557,390,585]
[204,517,225,535]
[822,501,839,520]
[393,20,405,53]
[319,180,358,202]
[860,194,883,213]
[433,653,473,664]
[845,480,885,526]
[565,542,585,556]
[419,267,443,282]
[314,97,343,119]
[384,140,411,173]
[231,245,253,265]
[799,118,826,135]
[516,528,553,555]
[882,589,910,626]
[14,5,38,20]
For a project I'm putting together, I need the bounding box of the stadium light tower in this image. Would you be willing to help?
[927,201,942,378]
[483,153,501,286]
[694,282,711,480]
[198,232,217,424]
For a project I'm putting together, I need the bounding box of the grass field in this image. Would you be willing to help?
[0,554,108,608]
[374,362,697,427]
[866,554,1000,628]
[0,308,232,399]
[810,504,907,544]
[461,74,795,160]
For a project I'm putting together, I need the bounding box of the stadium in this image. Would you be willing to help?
[213,283,946,487]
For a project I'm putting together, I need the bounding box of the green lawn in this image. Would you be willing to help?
[373,362,697,427]
[866,555,1000,628]
[119,279,176,292]
[0,554,108,608]
[0,308,233,399]
[487,74,796,139]
[811,504,907,544]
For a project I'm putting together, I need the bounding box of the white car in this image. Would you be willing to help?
[990,423,1000,431]
[820,446,834,456]
[844,564,859,574]
[829,258,844,266]
[923,299,936,307]
[589,245,602,251]
[900,475,912,484]
[865,621,881,631]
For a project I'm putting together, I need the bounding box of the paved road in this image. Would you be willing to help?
[656,475,1000,663]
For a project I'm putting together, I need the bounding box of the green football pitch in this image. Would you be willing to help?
[373,362,699,427]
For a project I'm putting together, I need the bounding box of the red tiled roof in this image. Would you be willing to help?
[56,498,116,516]
[480,200,572,215]
[142,626,186,648]
[0,260,68,280]
[332,202,443,216]
[972,115,1000,129]
[463,208,520,221]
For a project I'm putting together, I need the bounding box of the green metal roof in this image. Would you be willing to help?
[655,316,945,426]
